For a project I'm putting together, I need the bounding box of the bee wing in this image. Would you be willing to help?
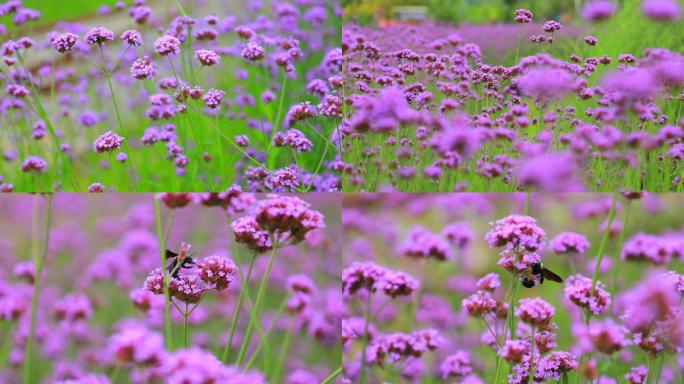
[165,249,179,259]
[543,267,563,283]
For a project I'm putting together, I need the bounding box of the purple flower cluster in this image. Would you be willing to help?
[400,225,453,260]
[564,274,612,315]
[342,261,419,299]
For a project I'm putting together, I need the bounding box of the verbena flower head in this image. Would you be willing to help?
[400,225,452,260]
[499,339,530,363]
[582,0,615,21]
[120,29,143,47]
[342,261,387,296]
[642,0,681,21]
[231,216,273,253]
[514,9,533,23]
[152,347,264,383]
[515,297,555,328]
[440,351,472,379]
[157,192,196,209]
[53,293,93,322]
[476,273,501,291]
[241,41,265,61]
[542,20,562,32]
[462,290,497,316]
[109,326,165,365]
[366,329,443,365]
[376,270,420,298]
[442,222,474,250]
[515,67,574,102]
[143,268,165,294]
[21,156,47,173]
[588,319,630,354]
[253,194,325,244]
[154,35,181,57]
[536,351,578,381]
[564,274,611,315]
[622,270,679,333]
[551,232,591,255]
[485,215,546,252]
[51,32,78,53]
[93,131,124,153]
[621,233,674,265]
[85,26,115,45]
[196,255,238,291]
[130,55,156,79]
[195,49,220,66]
[625,365,648,384]
[169,275,207,303]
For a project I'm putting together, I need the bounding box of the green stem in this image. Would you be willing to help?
[529,326,535,381]
[99,44,139,191]
[183,304,189,348]
[222,253,256,363]
[236,244,279,366]
[321,366,342,384]
[244,294,290,369]
[610,200,631,309]
[359,292,372,384]
[591,192,617,294]
[271,319,296,382]
[154,199,173,350]
[23,194,53,384]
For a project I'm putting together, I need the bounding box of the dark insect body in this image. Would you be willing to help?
[166,248,196,278]
[521,262,563,288]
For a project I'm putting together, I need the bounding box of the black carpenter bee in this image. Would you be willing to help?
[521,262,563,288]
[166,244,195,278]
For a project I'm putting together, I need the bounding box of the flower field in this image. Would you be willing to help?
[0,192,342,383]
[0,0,342,192]
[341,193,684,383]
[340,0,684,192]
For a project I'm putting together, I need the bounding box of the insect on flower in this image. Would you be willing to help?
[521,262,564,288]
[165,243,196,278]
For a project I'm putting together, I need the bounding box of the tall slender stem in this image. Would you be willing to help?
[183,304,189,348]
[321,366,342,384]
[154,199,173,350]
[222,254,256,362]
[23,194,53,384]
[271,318,296,382]
[529,326,536,381]
[236,244,279,366]
[99,45,139,191]
[591,193,617,294]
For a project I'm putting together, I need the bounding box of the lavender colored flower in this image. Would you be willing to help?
[21,156,47,173]
[253,194,325,244]
[476,273,501,291]
[588,319,630,354]
[376,270,420,298]
[154,35,181,56]
[231,216,273,253]
[440,351,472,379]
[120,29,143,47]
[400,225,452,260]
[241,41,266,61]
[143,268,165,294]
[93,131,124,153]
[515,297,555,328]
[203,89,225,109]
[551,232,591,255]
[543,20,562,32]
[88,183,105,193]
[51,32,78,53]
[196,255,238,290]
[582,0,615,21]
[130,55,156,80]
[499,339,530,363]
[462,290,497,316]
[621,233,673,264]
[153,347,264,383]
[195,49,220,66]
[514,9,533,23]
[342,261,387,296]
[169,275,207,303]
[536,351,578,381]
[85,26,115,45]
[515,67,574,102]
[564,274,611,315]
[642,0,681,21]
[109,326,164,365]
[442,222,474,250]
[625,365,648,384]
[485,215,546,252]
